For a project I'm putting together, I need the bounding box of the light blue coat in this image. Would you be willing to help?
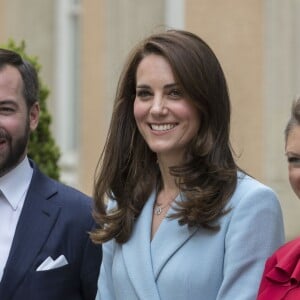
[96,173,284,300]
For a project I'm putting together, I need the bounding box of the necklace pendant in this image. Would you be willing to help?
[154,206,162,215]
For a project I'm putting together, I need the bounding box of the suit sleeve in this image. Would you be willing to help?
[80,219,102,300]
[215,185,285,300]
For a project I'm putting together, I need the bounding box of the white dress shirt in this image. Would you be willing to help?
[0,157,33,281]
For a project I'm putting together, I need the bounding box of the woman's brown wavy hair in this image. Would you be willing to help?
[91,29,238,244]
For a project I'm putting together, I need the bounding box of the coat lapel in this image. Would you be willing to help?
[0,164,61,300]
[150,197,198,279]
[122,192,198,299]
[122,191,161,300]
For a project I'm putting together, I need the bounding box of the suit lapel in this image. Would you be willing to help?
[122,191,162,300]
[150,194,198,279]
[0,164,61,300]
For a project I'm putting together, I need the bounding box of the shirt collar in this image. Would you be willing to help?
[0,157,33,210]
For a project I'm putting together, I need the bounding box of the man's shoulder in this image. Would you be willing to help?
[31,163,92,209]
[54,179,91,199]
[53,181,94,225]
[50,179,92,208]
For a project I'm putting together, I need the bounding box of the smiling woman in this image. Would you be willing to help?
[91,29,285,300]
[285,102,300,199]
[134,54,200,166]
[257,97,300,299]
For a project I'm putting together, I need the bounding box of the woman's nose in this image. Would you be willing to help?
[150,95,167,115]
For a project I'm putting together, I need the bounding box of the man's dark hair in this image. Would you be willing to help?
[0,48,39,108]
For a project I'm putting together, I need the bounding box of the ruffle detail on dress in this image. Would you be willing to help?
[266,240,300,285]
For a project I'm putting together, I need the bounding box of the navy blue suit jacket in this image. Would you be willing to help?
[0,161,102,300]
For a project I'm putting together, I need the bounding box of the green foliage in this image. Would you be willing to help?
[2,39,61,180]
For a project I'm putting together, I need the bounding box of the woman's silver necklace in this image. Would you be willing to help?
[153,202,170,215]
[153,193,178,216]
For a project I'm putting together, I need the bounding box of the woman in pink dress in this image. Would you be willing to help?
[257,97,300,299]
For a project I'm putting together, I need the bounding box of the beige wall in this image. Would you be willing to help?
[0,0,55,112]
[104,0,165,123]
[186,0,264,180]
[80,0,106,195]
[0,0,6,41]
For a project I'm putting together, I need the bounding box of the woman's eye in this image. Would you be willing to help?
[136,90,152,98]
[169,89,182,98]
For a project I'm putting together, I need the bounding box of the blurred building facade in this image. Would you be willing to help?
[0,0,300,239]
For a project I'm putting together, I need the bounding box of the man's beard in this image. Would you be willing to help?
[0,121,30,177]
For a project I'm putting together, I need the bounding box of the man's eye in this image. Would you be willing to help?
[288,157,300,164]
[0,107,14,113]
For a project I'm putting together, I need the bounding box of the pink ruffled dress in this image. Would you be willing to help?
[257,237,300,299]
